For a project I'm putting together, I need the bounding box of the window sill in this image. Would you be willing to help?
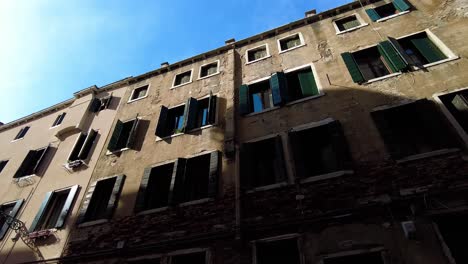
[49,124,62,129]
[155,124,215,141]
[285,93,325,106]
[127,95,148,104]
[244,106,280,117]
[364,72,402,84]
[300,170,354,184]
[13,174,36,182]
[246,182,288,193]
[335,24,369,35]
[105,147,130,156]
[170,81,193,90]
[396,148,460,164]
[413,56,460,70]
[246,55,272,65]
[179,197,213,207]
[278,43,306,54]
[137,206,169,215]
[376,10,410,22]
[11,138,24,143]
[77,219,108,228]
[198,71,220,80]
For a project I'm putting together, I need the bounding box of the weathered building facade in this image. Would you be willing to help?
[1,0,468,263]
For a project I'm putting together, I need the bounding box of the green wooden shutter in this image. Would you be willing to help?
[274,136,287,183]
[126,117,140,149]
[108,120,123,152]
[76,181,97,224]
[411,37,447,63]
[0,199,24,240]
[388,37,411,65]
[393,0,410,11]
[298,69,319,97]
[134,167,152,213]
[327,121,352,170]
[105,175,126,219]
[207,92,217,125]
[78,129,97,160]
[169,158,186,204]
[366,9,381,21]
[155,106,169,138]
[378,41,408,72]
[29,191,53,232]
[270,72,289,106]
[207,151,220,198]
[55,185,80,228]
[182,97,199,132]
[14,150,36,178]
[341,52,365,83]
[239,84,250,116]
[240,143,253,190]
[288,131,304,179]
[32,146,49,175]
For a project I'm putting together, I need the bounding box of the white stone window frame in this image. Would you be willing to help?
[318,247,387,264]
[251,234,304,264]
[168,248,211,264]
[127,84,150,104]
[283,63,325,105]
[245,44,271,65]
[333,13,369,35]
[433,87,468,148]
[171,69,194,89]
[198,60,220,80]
[277,32,306,54]
[374,1,410,23]
[396,29,459,70]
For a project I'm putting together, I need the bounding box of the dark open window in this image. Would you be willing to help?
[173,71,192,87]
[179,153,212,203]
[439,89,468,135]
[129,258,161,264]
[90,95,113,113]
[366,0,410,21]
[51,113,66,127]
[14,146,50,178]
[290,120,351,179]
[335,15,361,31]
[68,129,97,162]
[434,214,468,263]
[247,45,268,62]
[13,126,29,140]
[354,47,391,80]
[393,32,448,67]
[285,67,319,102]
[249,80,273,114]
[241,136,286,189]
[130,86,148,101]
[279,33,302,51]
[256,238,300,264]
[171,252,206,264]
[107,118,140,152]
[29,185,79,231]
[200,62,218,78]
[323,251,384,264]
[0,199,23,240]
[0,160,8,174]
[371,99,456,160]
[135,163,174,212]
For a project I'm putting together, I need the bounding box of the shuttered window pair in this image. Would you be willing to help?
[0,199,24,240]
[439,90,468,135]
[134,151,220,212]
[13,126,29,140]
[107,117,140,152]
[371,99,457,160]
[365,0,410,22]
[51,113,66,127]
[14,146,50,178]
[90,95,113,113]
[155,94,217,138]
[29,185,79,232]
[290,120,351,179]
[68,129,97,162]
[76,175,125,224]
[239,68,319,115]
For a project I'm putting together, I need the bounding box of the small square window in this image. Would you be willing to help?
[13,126,29,141]
[107,118,140,152]
[199,61,219,78]
[334,14,366,34]
[0,160,8,174]
[246,45,269,63]
[51,113,66,127]
[171,251,206,264]
[173,71,192,87]
[256,238,300,264]
[278,33,304,52]
[129,86,148,102]
[323,251,384,264]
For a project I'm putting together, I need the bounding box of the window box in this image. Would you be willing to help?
[128,85,149,103]
[333,14,368,35]
[198,61,219,79]
[366,0,411,22]
[172,70,193,88]
[246,44,271,64]
[278,33,305,53]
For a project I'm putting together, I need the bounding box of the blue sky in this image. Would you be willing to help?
[0,0,353,123]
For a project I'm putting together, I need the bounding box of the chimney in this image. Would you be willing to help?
[305,9,317,17]
[160,62,169,68]
[225,38,236,45]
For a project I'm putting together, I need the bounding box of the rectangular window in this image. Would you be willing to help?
[241,136,286,189]
[250,80,273,114]
[285,66,320,102]
[366,0,410,22]
[171,251,206,264]
[371,99,456,160]
[256,238,300,264]
[393,32,449,67]
[173,70,193,87]
[51,113,66,127]
[107,118,140,152]
[77,175,125,223]
[136,163,174,211]
[334,15,362,33]
[0,200,23,240]
[246,44,269,63]
[90,95,113,113]
[0,160,8,174]
[68,129,97,163]
[29,185,79,232]
[199,61,219,78]
[439,89,468,136]
[289,120,351,179]
[14,146,49,178]
[434,214,468,263]
[278,33,304,52]
[129,85,148,102]
[13,126,30,140]
[323,251,384,264]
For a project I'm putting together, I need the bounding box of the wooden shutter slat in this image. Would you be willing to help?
[207,92,217,125]
[134,167,152,213]
[365,8,381,21]
[155,106,169,138]
[169,158,186,204]
[76,182,97,224]
[207,151,220,198]
[29,191,53,232]
[393,0,410,11]
[388,37,411,66]
[55,185,80,228]
[410,37,447,64]
[108,120,124,152]
[0,199,24,240]
[270,72,288,106]
[32,146,49,175]
[182,97,199,132]
[298,69,319,97]
[341,52,365,83]
[126,117,140,149]
[378,41,408,72]
[239,84,250,116]
[105,175,126,219]
[273,136,287,183]
[78,129,97,160]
